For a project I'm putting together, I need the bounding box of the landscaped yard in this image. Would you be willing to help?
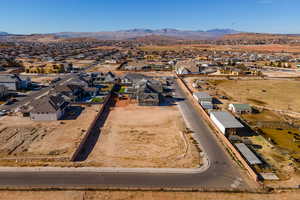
[90,97,104,103]
[118,86,126,93]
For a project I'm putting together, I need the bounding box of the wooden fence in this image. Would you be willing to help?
[70,93,112,161]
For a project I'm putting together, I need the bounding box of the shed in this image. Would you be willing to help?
[235,143,262,165]
[210,111,244,136]
[229,103,252,114]
[200,101,213,110]
[193,92,212,103]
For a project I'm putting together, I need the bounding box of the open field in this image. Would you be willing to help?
[85,100,201,168]
[211,79,300,114]
[30,76,58,85]
[260,128,300,160]
[263,70,300,77]
[0,104,100,166]
[1,191,300,200]
[249,134,300,188]
[243,109,284,123]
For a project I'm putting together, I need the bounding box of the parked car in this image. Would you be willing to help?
[0,111,6,116]
[5,100,13,105]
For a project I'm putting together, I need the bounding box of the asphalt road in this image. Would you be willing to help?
[0,81,251,189]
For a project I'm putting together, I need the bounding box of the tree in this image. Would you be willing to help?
[277,62,282,68]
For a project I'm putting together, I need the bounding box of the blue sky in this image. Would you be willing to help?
[0,0,299,34]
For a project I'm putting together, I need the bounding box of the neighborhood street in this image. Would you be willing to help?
[0,81,251,189]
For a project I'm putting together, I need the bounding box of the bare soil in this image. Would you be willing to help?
[1,191,300,200]
[85,101,201,168]
[0,104,101,165]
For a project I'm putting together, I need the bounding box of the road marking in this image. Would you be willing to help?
[59,78,73,85]
[35,91,49,100]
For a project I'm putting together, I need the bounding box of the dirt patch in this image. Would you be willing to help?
[85,102,201,168]
[0,126,53,156]
[87,63,121,72]
[30,76,58,85]
[0,104,101,165]
[1,191,300,200]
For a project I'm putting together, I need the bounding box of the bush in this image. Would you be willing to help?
[91,97,104,103]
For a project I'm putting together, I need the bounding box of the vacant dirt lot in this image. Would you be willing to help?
[213,79,300,113]
[1,191,300,200]
[87,63,121,72]
[65,59,95,69]
[30,76,58,85]
[0,104,101,165]
[85,101,201,168]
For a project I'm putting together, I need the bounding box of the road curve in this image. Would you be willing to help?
[0,81,250,189]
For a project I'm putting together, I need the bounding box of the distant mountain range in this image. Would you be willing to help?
[50,28,241,40]
[0,32,9,36]
[2,29,300,44]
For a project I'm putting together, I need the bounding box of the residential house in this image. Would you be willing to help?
[92,71,118,85]
[121,73,164,106]
[30,94,69,121]
[51,84,85,102]
[137,92,159,106]
[135,79,162,106]
[24,62,66,74]
[19,75,32,89]
[0,74,22,91]
[0,85,8,99]
[121,73,149,86]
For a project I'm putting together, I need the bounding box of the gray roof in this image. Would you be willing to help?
[123,73,149,83]
[136,79,163,94]
[0,74,21,83]
[210,111,244,128]
[231,104,251,111]
[235,143,262,165]
[193,92,212,99]
[31,94,68,113]
[0,85,7,91]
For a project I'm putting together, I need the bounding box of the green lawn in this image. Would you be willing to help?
[118,86,126,93]
[91,97,104,103]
